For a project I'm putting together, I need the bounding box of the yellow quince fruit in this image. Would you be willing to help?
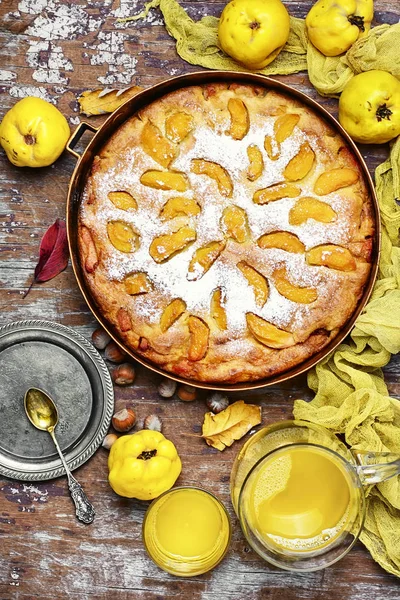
[218,0,290,70]
[0,97,70,167]
[305,0,373,57]
[339,70,400,144]
[108,430,182,500]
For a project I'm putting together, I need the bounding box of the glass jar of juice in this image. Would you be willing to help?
[143,486,231,576]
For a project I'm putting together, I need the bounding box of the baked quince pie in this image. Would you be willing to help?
[78,83,375,383]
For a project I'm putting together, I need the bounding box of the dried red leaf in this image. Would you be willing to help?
[23,219,69,298]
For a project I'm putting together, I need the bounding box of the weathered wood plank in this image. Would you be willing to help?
[0,0,399,598]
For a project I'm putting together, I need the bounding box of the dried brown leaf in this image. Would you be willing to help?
[78,85,143,116]
[202,400,262,451]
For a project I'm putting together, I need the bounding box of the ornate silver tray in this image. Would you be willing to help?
[0,320,114,481]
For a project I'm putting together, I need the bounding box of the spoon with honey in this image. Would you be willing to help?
[24,387,95,524]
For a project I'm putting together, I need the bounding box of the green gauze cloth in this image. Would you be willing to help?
[122,0,400,97]
[123,0,400,575]
[293,138,400,577]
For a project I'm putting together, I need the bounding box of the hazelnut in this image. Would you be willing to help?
[91,327,111,350]
[112,363,136,386]
[158,378,177,398]
[102,433,118,450]
[112,407,136,432]
[104,341,127,363]
[143,414,162,432]
[177,384,197,402]
[206,392,229,414]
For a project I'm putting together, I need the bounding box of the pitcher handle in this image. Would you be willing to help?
[353,450,400,485]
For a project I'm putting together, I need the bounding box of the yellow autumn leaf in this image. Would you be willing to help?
[202,400,262,451]
[78,85,143,116]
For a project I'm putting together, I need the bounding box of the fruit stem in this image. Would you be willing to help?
[348,14,365,31]
[376,104,392,122]
[22,278,35,299]
[24,134,36,145]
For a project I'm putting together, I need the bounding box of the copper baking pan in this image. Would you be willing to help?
[66,71,381,392]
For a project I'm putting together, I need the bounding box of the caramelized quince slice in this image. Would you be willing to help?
[289,197,337,225]
[221,205,249,243]
[264,135,280,161]
[306,245,356,271]
[137,337,148,351]
[107,221,139,253]
[140,121,177,168]
[211,288,227,330]
[160,197,201,220]
[203,84,217,100]
[274,113,300,144]
[108,191,137,211]
[247,145,264,181]
[313,168,359,195]
[253,183,300,205]
[187,240,226,281]
[228,98,250,140]
[246,313,296,349]
[238,261,269,307]
[117,308,132,332]
[191,159,233,197]
[150,226,196,263]
[165,112,194,143]
[284,142,315,181]
[160,298,186,332]
[349,238,373,262]
[81,226,99,273]
[188,316,209,361]
[124,272,152,295]
[273,267,317,304]
[140,170,189,192]
[258,231,305,254]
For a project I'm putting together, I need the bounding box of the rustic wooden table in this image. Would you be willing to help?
[1,1,400,598]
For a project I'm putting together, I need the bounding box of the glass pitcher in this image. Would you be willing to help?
[230,420,400,572]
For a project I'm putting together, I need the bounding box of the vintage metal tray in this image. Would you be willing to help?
[0,320,114,481]
[66,71,380,392]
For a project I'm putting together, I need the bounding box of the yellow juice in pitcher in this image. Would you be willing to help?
[245,445,354,552]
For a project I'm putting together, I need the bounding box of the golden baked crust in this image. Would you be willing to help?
[78,83,375,383]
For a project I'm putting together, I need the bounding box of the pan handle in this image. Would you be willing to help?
[66,122,98,159]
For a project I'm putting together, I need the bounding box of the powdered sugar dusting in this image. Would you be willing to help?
[81,87,362,359]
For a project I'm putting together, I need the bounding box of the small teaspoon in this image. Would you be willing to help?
[24,387,95,524]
